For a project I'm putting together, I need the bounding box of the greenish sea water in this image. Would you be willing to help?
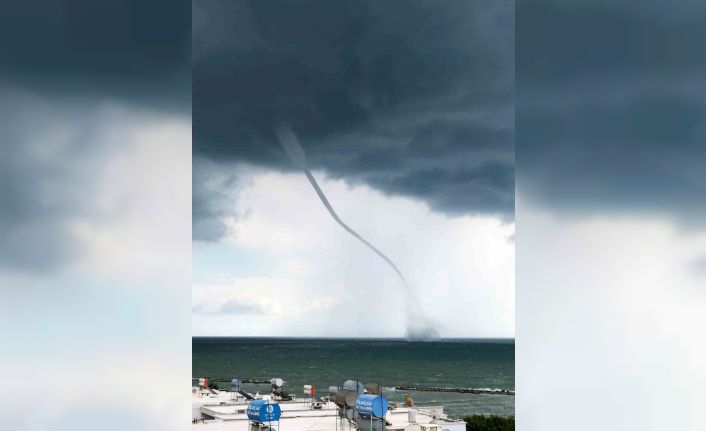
[192,337,514,418]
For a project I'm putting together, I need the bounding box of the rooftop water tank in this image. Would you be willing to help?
[247,400,281,422]
[365,383,382,395]
[335,389,359,407]
[355,394,388,418]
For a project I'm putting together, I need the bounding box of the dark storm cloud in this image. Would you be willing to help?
[192,158,243,242]
[0,90,110,272]
[192,187,230,243]
[517,0,706,224]
[193,0,515,239]
[0,0,191,108]
[0,1,190,272]
[369,162,514,215]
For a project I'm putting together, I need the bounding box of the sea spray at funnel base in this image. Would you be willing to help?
[274,123,439,340]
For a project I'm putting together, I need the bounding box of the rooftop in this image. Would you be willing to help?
[192,389,465,431]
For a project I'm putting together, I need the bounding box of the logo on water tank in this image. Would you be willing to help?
[266,405,274,414]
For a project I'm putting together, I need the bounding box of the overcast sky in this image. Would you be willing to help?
[516,1,706,429]
[192,0,515,338]
[2,0,704,429]
[1,2,191,429]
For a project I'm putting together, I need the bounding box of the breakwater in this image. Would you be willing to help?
[394,386,514,396]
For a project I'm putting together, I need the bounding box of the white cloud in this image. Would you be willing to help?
[68,115,192,283]
[193,168,514,338]
[0,92,192,430]
[516,198,706,430]
[2,349,189,431]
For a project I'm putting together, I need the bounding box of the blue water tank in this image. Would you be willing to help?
[247,400,281,422]
[355,394,388,418]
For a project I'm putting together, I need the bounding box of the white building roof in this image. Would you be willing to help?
[192,390,465,431]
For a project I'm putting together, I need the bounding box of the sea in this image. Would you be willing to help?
[192,337,514,418]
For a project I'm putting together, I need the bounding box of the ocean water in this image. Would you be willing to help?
[192,338,514,418]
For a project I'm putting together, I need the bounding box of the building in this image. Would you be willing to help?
[192,384,466,431]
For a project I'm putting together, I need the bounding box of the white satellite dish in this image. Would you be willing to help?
[343,380,365,395]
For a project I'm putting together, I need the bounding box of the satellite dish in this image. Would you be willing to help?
[270,378,284,388]
[343,380,365,395]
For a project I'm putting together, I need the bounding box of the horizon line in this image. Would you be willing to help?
[192,335,515,341]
